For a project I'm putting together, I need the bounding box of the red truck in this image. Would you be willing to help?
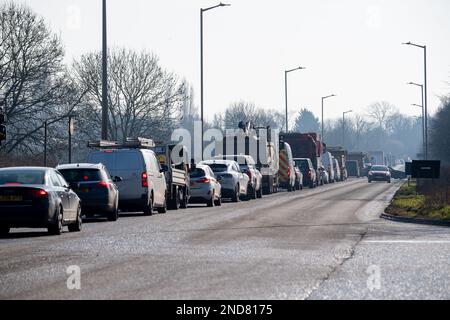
[280,132,323,184]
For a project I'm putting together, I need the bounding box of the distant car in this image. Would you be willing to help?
[294,158,317,189]
[0,167,82,236]
[279,142,296,192]
[189,164,222,207]
[213,155,262,199]
[368,165,391,183]
[294,166,303,190]
[87,148,167,215]
[333,158,342,182]
[199,160,249,202]
[57,163,121,221]
[318,166,329,185]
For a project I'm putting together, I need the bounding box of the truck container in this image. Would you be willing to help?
[348,152,369,177]
[367,151,385,166]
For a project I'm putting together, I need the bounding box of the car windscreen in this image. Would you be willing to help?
[371,166,388,172]
[295,160,309,171]
[190,168,206,178]
[59,169,103,183]
[0,170,46,185]
[207,164,228,173]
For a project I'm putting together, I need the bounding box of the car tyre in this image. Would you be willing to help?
[214,195,222,206]
[256,187,263,199]
[207,194,215,207]
[180,187,188,209]
[232,185,240,203]
[158,197,168,214]
[107,197,119,222]
[48,205,63,236]
[143,194,154,216]
[68,205,82,232]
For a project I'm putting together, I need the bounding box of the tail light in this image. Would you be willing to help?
[287,167,291,178]
[244,169,252,180]
[141,172,148,188]
[32,189,48,198]
[198,177,211,184]
[97,181,109,188]
[308,170,312,178]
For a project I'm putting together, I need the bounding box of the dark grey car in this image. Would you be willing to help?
[0,167,82,236]
[57,163,120,221]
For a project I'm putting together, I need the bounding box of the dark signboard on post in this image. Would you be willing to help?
[412,161,441,179]
[405,162,412,176]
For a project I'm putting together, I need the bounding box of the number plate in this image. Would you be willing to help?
[0,195,23,202]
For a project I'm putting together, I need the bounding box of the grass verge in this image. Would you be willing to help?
[386,181,450,222]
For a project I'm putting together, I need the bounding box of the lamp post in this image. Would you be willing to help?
[101,0,108,140]
[284,67,305,133]
[321,94,336,140]
[342,110,353,147]
[44,121,48,166]
[408,82,425,158]
[200,2,230,160]
[403,42,428,159]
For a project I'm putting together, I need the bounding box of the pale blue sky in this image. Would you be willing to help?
[13,0,450,125]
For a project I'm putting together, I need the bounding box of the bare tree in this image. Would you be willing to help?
[74,48,186,143]
[0,2,83,156]
[366,101,397,130]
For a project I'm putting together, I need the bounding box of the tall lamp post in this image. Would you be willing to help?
[342,110,353,147]
[321,94,336,140]
[200,2,230,160]
[284,67,305,133]
[408,82,425,158]
[101,0,108,140]
[403,42,428,159]
[412,103,425,158]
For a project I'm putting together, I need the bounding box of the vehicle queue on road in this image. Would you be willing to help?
[0,132,399,236]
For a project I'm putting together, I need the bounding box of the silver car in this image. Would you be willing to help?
[199,160,249,202]
[189,165,222,207]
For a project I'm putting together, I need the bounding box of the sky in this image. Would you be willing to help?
[12,0,450,126]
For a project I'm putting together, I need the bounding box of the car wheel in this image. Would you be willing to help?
[0,226,10,236]
[107,197,119,222]
[388,179,391,184]
[48,205,63,235]
[368,180,372,183]
[68,205,82,232]
[180,187,188,209]
[143,194,154,216]
[309,181,314,189]
[158,197,168,214]
[169,187,181,210]
[256,187,263,199]
[232,185,240,203]
[207,194,215,207]
[214,195,222,206]
[247,184,256,200]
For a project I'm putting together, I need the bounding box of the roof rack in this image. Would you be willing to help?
[88,137,155,149]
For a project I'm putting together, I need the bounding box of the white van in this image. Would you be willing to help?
[87,148,167,215]
[322,151,335,183]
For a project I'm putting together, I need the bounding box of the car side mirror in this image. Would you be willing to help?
[113,176,123,183]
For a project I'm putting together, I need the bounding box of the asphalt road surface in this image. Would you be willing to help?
[1,178,449,300]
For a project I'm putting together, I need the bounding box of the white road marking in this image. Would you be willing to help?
[364,240,450,244]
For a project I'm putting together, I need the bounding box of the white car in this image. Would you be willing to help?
[189,164,222,207]
[213,155,262,199]
[199,159,249,202]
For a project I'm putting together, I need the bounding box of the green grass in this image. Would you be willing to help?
[386,182,450,221]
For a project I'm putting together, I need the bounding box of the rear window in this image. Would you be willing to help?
[89,151,142,170]
[190,168,206,178]
[295,160,309,171]
[208,164,228,173]
[0,170,45,185]
[59,169,103,183]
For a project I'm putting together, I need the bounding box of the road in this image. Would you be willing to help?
[1,178,449,300]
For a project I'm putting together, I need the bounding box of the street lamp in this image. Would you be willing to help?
[200,2,230,160]
[403,41,428,159]
[342,110,353,147]
[321,94,337,140]
[284,66,306,133]
[408,82,425,157]
[101,0,108,140]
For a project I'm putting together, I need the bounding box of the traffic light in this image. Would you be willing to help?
[0,109,6,145]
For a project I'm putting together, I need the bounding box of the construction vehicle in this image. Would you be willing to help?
[215,122,280,195]
[151,144,190,210]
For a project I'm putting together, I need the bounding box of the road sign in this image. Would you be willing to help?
[412,160,440,179]
[405,162,412,176]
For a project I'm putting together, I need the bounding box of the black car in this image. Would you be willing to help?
[294,158,317,189]
[57,163,120,221]
[0,167,82,236]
